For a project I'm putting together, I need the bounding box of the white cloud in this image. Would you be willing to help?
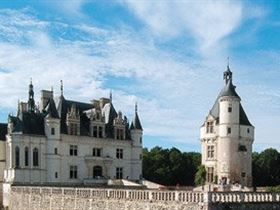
[121,0,243,53]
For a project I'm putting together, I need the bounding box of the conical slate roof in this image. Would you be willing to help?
[209,67,252,126]
[130,112,143,130]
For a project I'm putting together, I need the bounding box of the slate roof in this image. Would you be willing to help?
[209,76,252,126]
[8,88,140,139]
[45,98,59,119]
[0,123,7,141]
[130,112,143,130]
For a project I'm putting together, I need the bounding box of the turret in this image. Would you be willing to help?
[130,102,143,180]
[44,89,61,183]
[130,103,143,145]
[219,65,240,137]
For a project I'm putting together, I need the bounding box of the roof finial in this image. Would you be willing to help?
[227,56,230,69]
[109,90,112,102]
[223,57,232,84]
[60,80,63,96]
[135,102,138,113]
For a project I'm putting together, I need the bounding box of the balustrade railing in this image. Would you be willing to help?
[11,186,280,204]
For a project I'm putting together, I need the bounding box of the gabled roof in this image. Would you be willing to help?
[0,123,7,141]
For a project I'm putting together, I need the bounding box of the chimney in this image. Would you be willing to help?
[40,90,53,111]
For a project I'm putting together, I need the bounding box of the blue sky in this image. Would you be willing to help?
[0,0,279,152]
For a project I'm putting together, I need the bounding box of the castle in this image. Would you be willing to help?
[200,65,254,187]
[0,80,143,206]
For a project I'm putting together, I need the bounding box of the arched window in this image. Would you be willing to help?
[15,146,20,168]
[33,148,39,167]
[24,147,29,166]
[93,166,102,178]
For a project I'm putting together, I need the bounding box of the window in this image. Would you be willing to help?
[69,123,78,135]
[227,127,231,135]
[51,127,55,135]
[98,126,103,138]
[116,167,123,179]
[228,107,232,113]
[54,148,58,155]
[33,148,39,167]
[93,148,102,157]
[241,172,246,178]
[139,154,142,160]
[207,145,214,159]
[247,128,250,133]
[70,145,78,156]
[207,167,214,183]
[25,147,29,166]
[116,128,124,140]
[93,126,103,138]
[140,137,142,144]
[206,122,213,133]
[116,148,123,159]
[93,126,98,137]
[55,172,58,178]
[93,166,102,178]
[70,165,78,179]
[96,112,100,120]
[15,146,20,168]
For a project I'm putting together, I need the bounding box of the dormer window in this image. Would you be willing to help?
[96,112,100,120]
[206,122,213,133]
[116,128,124,140]
[92,125,103,138]
[66,103,80,135]
[69,123,78,135]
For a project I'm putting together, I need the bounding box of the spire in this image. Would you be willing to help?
[110,90,112,102]
[223,58,232,85]
[28,78,35,113]
[130,102,142,130]
[135,102,138,113]
[60,80,63,96]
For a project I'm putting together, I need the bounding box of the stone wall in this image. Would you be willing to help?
[8,186,280,210]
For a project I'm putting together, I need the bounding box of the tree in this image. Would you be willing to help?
[195,165,206,186]
[252,148,280,186]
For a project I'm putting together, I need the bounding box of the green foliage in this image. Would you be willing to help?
[266,185,280,193]
[252,148,280,186]
[195,165,206,186]
[142,147,201,186]
[143,146,280,187]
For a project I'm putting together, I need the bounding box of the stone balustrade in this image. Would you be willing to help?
[11,186,280,204]
[7,186,280,210]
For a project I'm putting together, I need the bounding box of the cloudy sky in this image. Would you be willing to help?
[0,0,279,152]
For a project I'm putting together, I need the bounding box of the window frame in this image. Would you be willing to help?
[24,146,29,166]
[116,148,123,159]
[33,147,39,167]
[116,167,123,179]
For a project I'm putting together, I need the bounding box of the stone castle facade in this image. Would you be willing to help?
[0,80,143,205]
[200,65,254,187]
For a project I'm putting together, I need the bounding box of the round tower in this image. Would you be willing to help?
[44,95,61,183]
[130,103,143,181]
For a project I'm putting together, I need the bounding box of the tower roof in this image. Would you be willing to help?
[209,65,252,126]
[130,103,143,130]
